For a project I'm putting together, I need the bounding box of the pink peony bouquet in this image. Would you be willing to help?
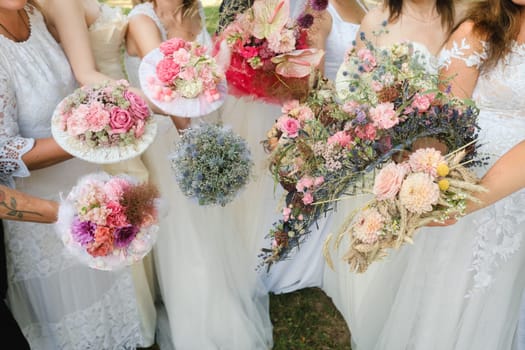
[333,146,487,273]
[56,172,161,270]
[52,80,156,164]
[139,38,227,117]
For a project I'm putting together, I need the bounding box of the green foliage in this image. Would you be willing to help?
[204,5,220,36]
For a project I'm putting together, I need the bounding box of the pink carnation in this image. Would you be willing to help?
[156,58,180,84]
[66,105,90,136]
[160,38,187,56]
[295,106,314,122]
[408,148,446,178]
[369,102,399,129]
[106,201,129,227]
[84,101,110,132]
[104,177,130,202]
[352,208,384,244]
[277,116,301,138]
[354,123,377,141]
[399,172,440,214]
[109,107,134,134]
[373,162,407,200]
[328,131,352,148]
[172,48,191,65]
[411,93,435,112]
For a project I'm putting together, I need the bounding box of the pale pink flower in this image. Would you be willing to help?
[282,100,301,114]
[83,205,111,226]
[277,115,301,138]
[104,177,130,202]
[411,93,435,112]
[179,66,197,81]
[314,176,324,187]
[193,44,208,57]
[283,207,292,222]
[109,107,134,134]
[66,106,90,136]
[369,102,399,129]
[302,191,314,205]
[84,101,110,132]
[134,119,146,138]
[342,101,360,114]
[373,162,408,200]
[357,48,377,72]
[328,131,352,148]
[172,48,191,65]
[352,208,384,244]
[296,176,314,192]
[399,172,440,214]
[408,148,446,177]
[267,27,296,54]
[371,81,384,92]
[295,106,314,122]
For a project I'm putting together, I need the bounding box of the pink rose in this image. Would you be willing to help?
[160,38,187,56]
[370,102,399,129]
[277,116,301,138]
[372,162,408,200]
[156,58,180,84]
[109,107,134,134]
[411,93,435,113]
[124,90,150,120]
[328,131,352,148]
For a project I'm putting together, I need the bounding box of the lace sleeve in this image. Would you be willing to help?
[0,67,35,187]
[439,37,488,70]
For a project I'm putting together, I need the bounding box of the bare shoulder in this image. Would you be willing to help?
[359,4,389,34]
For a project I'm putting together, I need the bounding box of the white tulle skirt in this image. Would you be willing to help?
[144,112,273,350]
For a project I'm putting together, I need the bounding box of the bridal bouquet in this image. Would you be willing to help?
[334,146,487,273]
[170,123,253,206]
[260,37,482,267]
[56,172,161,270]
[51,80,156,164]
[139,38,227,117]
[214,0,326,104]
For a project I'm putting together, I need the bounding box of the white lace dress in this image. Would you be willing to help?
[124,3,273,350]
[344,38,525,350]
[321,43,442,349]
[0,5,150,350]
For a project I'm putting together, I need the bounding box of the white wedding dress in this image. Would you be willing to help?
[321,42,442,349]
[0,5,153,349]
[330,38,525,349]
[125,3,273,349]
[258,2,363,294]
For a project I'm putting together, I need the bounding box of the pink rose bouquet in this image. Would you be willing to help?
[139,38,227,117]
[56,172,161,270]
[332,146,487,273]
[52,80,156,164]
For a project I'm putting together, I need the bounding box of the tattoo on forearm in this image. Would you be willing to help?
[0,190,43,219]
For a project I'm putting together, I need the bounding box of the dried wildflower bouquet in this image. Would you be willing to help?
[332,146,487,273]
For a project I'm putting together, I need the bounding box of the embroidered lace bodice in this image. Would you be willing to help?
[440,37,525,294]
[89,3,128,79]
[0,5,76,186]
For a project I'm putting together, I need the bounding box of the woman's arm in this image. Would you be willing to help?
[0,185,58,223]
[42,0,110,85]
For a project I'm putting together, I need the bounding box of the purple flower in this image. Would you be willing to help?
[114,225,139,248]
[310,0,328,11]
[72,218,96,246]
[297,13,314,28]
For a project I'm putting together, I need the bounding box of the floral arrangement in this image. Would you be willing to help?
[214,0,326,104]
[51,80,156,164]
[330,146,487,273]
[259,37,482,267]
[56,172,161,270]
[170,123,253,206]
[140,38,227,117]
